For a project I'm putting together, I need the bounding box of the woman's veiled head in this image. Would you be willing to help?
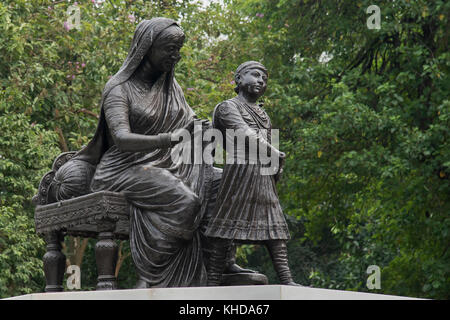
[103,18,184,96]
[144,25,185,73]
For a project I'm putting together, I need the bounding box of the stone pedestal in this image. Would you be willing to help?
[5,285,422,300]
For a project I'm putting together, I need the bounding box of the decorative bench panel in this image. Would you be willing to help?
[32,152,130,292]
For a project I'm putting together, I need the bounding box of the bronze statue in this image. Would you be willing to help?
[72,18,212,288]
[204,61,300,286]
[34,18,286,290]
[66,18,253,288]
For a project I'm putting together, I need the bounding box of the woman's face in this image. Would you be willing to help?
[238,68,268,97]
[146,27,185,73]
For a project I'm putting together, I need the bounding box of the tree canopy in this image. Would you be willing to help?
[0,0,448,299]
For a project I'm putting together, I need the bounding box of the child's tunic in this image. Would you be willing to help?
[204,96,290,242]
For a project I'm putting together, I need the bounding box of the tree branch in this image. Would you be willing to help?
[74,238,89,267]
[55,126,69,152]
[76,108,99,119]
[115,241,131,278]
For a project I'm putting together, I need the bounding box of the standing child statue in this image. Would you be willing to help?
[204,61,301,286]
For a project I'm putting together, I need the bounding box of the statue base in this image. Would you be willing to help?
[5,285,422,300]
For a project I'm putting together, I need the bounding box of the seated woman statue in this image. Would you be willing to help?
[72,18,213,288]
[204,61,301,286]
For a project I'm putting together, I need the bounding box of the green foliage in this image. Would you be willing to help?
[233,0,449,299]
[0,112,60,297]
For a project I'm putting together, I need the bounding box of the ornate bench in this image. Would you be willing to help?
[32,152,129,291]
[32,152,268,292]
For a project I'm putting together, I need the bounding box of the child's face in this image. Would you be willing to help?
[238,68,268,98]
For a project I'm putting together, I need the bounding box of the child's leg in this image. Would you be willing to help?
[266,240,302,286]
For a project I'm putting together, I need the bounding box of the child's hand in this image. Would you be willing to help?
[274,152,286,182]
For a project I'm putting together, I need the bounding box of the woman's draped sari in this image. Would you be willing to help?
[73,18,213,287]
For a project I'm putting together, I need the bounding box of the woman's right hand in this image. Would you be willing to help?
[170,119,195,146]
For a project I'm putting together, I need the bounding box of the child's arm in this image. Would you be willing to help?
[214,102,283,159]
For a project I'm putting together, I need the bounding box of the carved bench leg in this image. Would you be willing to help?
[95,231,118,290]
[43,232,66,292]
